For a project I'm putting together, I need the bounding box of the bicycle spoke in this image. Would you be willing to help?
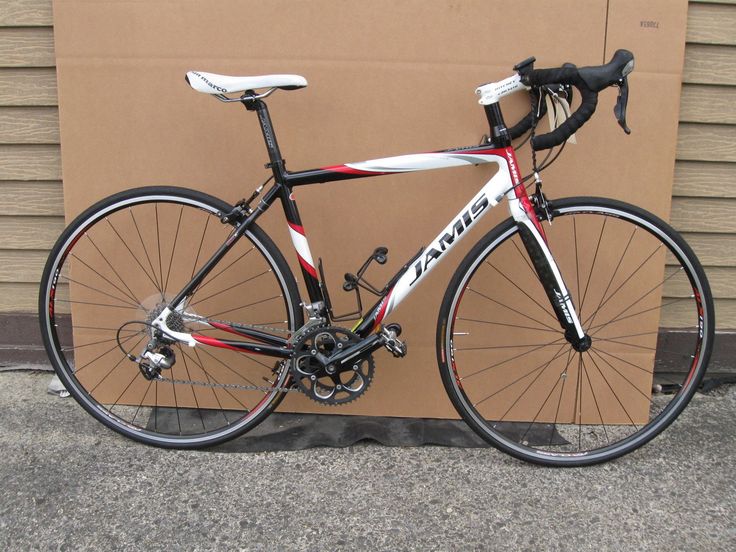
[582,355,609,445]
[457,317,559,333]
[192,347,237,423]
[517,363,565,445]
[197,346,265,388]
[155,204,164,300]
[550,348,575,447]
[105,217,163,295]
[179,347,208,432]
[190,216,211,281]
[485,261,559,324]
[163,206,183,292]
[189,269,270,307]
[70,253,141,307]
[168,364,183,436]
[130,378,154,426]
[456,341,567,352]
[63,275,141,309]
[497,343,569,422]
[582,243,663,328]
[572,217,582,317]
[72,333,140,374]
[467,287,559,332]
[195,247,255,293]
[579,217,607,314]
[72,325,140,333]
[61,333,145,352]
[473,344,569,408]
[182,348,252,413]
[84,234,143,306]
[588,265,683,333]
[575,354,583,448]
[129,207,163,294]
[209,295,282,318]
[88,335,146,394]
[510,238,540,282]
[585,351,641,429]
[588,348,653,404]
[109,366,144,413]
[461,336,566,380]
[584,225,637,329]
[54,298,140,310]
[590,330,659,341]
[587,298,686,335]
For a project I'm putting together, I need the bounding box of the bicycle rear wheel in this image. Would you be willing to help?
[39,186,303,448]
[437,197,714,466]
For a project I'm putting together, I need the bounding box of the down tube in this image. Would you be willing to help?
[357,156,513,334]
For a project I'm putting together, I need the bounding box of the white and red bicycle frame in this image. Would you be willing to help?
[152,75,586,356]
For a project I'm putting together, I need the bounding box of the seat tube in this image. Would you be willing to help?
[244,97,322,304]
[280,188,322,303]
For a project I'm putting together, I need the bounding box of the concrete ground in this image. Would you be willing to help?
[0,369,734,551]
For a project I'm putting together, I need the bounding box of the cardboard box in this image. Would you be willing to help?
[53,0,688,419]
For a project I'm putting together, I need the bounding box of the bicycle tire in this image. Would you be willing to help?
[437,197,714,466]
[39,186,304,448]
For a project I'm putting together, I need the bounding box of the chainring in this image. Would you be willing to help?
[290,325,374,405]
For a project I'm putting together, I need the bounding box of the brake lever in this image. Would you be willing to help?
[614,77,631,134]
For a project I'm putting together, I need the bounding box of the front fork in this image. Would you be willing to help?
[508,194,590,351]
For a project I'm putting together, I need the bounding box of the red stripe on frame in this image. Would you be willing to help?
[287,222,306,235]
[372,288,393,329]
[209,321,241,336]
[321,165,383,175]
[297,253,318,278]
[506,147,547,241]
[192,334,266,354]
[463,147,507,156]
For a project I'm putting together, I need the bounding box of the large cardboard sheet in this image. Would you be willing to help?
[53,0,688,418]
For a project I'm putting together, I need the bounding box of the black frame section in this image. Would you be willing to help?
[166,93,512,349]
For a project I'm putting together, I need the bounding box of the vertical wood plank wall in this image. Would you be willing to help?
[0,0,734,329]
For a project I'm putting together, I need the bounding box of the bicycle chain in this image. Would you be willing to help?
[153,373,300,393]
[150,318,314,392]
[183,315,293,336]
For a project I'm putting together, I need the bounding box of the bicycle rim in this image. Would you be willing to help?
[39,187,302,447]
[438,197,714,466]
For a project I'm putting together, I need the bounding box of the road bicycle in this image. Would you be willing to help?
[39,49,714,466]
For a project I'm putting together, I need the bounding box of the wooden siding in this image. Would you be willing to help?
[667,0,736,327]
[0,0,734,330]
[0,0,59,313]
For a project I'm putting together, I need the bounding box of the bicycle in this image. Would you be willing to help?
[39,49,714,466]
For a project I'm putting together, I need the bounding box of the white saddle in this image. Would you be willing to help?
[185,71,307,95]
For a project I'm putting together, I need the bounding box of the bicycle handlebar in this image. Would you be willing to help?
[511,49,635,150]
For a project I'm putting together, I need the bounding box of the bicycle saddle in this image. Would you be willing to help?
[185,71,307,95]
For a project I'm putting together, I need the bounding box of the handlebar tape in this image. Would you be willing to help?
[523,67,598,151]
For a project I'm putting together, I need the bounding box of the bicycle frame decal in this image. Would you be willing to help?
[287,222,318,278]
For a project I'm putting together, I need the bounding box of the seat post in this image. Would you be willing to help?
[243,97,287,181]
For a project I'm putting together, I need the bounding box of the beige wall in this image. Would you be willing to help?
[0,0,734,329]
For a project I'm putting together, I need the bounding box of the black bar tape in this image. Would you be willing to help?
[523,67,599,151]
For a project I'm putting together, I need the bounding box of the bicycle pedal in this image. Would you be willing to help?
[381,324,407,358]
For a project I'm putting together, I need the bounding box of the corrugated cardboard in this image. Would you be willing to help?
[53,0,688,418]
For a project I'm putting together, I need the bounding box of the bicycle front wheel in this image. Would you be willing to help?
[437,197,714,466]
[39,186,304,448]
